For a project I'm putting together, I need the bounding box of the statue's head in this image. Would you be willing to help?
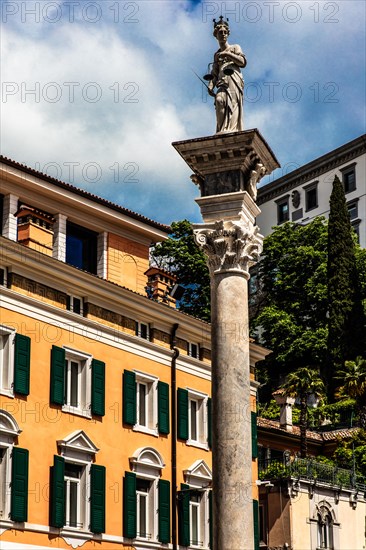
[213,16,230,38]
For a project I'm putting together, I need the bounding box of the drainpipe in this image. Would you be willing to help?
[170,323,179,550]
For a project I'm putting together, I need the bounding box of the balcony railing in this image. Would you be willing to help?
[259,458,366,491]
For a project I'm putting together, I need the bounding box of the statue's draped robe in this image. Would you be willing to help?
[212,44,245,133]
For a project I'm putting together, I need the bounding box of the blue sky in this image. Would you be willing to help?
[1,0,365,225]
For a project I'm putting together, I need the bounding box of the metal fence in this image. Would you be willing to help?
[258,458,366,491]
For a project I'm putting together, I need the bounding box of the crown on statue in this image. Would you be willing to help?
[213,15,229,29]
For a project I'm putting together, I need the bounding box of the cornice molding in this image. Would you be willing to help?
[258,135,366,204]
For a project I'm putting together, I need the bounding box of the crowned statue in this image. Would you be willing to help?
[206,16,246,133]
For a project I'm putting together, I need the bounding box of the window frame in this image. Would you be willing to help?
[129,447,166,543]
[62,347,92,418]
[135,321,150,341]
[183,460,212,549]
[304,181,318,212]
[0,326,16,397]
[133,371,158,437]
[57,430,99,534]
[0,266,7,287]
[0,410,22,522]
[275,195,290,225]
[347,198,359,221]
[187,342,200,359]
[67,295,83,316]
[341,163,357,194]
[187,389,209,450]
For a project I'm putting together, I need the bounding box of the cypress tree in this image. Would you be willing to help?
[326,175,366,398]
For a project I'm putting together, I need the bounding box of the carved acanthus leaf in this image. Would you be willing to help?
[194,216,263,275]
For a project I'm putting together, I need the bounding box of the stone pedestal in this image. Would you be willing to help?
[172,130,279,550]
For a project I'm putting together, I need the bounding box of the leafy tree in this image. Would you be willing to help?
[150,220,211,321]
[282,367,325,457]
[327,176,366,396]
[251,218,328,392]
[337,357,366,428]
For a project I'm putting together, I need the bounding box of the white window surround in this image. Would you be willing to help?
[0,410,22,522]
[136,322,150,340]
[0,326,16,398]
[0,266,8,287]
[57,431,98,537]
[187,342,199,359]
[309,499,340,550]
[62,347,92,418]
[129,447,165,543]
[133,371,158,437]
[68,296,83,316]
[184,460,212,550]
[187,388,209,450]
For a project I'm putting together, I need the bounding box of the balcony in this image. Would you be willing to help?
[259,458,366,492]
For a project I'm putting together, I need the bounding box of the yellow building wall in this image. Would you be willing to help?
[0,306,212,548]
[107,233,149,294]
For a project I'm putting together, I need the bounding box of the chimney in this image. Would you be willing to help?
[273,390,295,432]
[144,267,178,307]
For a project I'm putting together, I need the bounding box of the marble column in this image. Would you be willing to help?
[194,192,262,550]
[172,129,279,550]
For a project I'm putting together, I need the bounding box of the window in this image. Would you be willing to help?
[124,448,169,543]
[51,431,105,535]
[0,327,30,397]
[304,183,318,211]
[177,388,211,449]
[179,460,212,549]
[341,164,356,194]
[123,370,169,436]
[0,410,28,523]
[64,462,83,528]
[317,508,333,549]
[135,321,149,340]
[66,221,98,274]
[67,296,83,315]
[187,342,199,359]
[0,266,7,287]
[276,196,289,224]
[50,346,105,417]
[136,477,152,538]
[347,200,358,220]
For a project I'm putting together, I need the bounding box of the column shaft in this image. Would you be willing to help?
[211,271,253,550]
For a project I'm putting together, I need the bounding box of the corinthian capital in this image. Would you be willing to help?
[193,215,263,276]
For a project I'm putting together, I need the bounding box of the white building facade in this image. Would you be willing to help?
[257,134,366,248]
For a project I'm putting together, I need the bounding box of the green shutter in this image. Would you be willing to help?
[50,455,65,528]
[178,483,190,547]
[251,411,258,459]
[14,334,31,395]
[158,479,170,543]
[209,490,213,548]
[253,499,259,550]
[177,388,188,440]
[123,370,136,425]
[50,346,65,405]
[207,397,212,448]
[90,464,106,533]
[158,381,170,434]
[123,471,136,538]
[91,359,105,416]
[10,447,29,522]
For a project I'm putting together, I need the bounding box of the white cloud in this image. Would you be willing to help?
[1,0,365,224]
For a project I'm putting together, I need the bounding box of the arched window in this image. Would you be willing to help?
[124,447,169,543]
[317,504,334,550]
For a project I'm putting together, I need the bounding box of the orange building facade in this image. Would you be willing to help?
[0,157,266,550]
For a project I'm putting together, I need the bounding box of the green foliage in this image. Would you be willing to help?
[332,429,366,479]
[151,220,211,321]
[327,176,366,394]
[251,218,329,391]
